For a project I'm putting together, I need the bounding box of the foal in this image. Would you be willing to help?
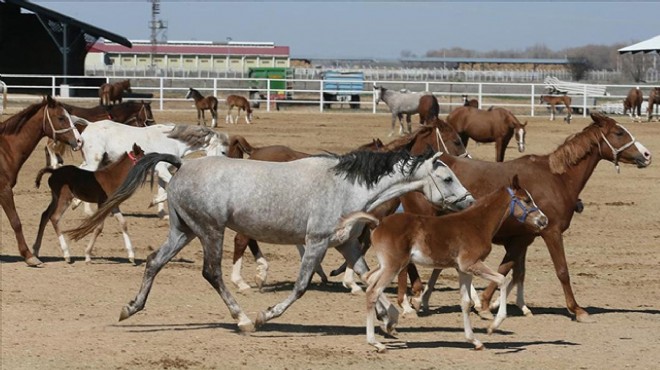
[186,88,219,127]
[226,95,253,124]
[336,175,547,352]
[32,144,145,264]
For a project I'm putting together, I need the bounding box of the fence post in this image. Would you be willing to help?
[531,84,535,117]
[213,78,217,98]
[477,83,483,109]
[320,80,324,113]
[52,76,56,97]
[425,81,429,92]
[583,85,587,117]
[372,85,377,114]
[159,77,164,111]
[266,79,271,113]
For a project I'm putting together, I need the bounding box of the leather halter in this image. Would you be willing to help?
[506,187,539,223]
[598,124,637,174]
[42,106,76,140]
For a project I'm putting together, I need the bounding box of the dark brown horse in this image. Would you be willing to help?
[462,94,479,108]
[648,87,660,122]
[418,94,439,125]
[623,87,643,122]
[403,113,652,323]
[446,106,527,162]
[337,175,547,352]
[185,87,219,127]
[0,96,83,266]
[46,101,156,168]
[99,79,131,106]
[33,144,145,264]
[226,95,253,125]
[540,94,572,123]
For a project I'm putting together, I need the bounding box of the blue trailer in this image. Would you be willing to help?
[321,71,364,109]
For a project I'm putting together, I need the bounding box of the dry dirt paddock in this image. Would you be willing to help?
[2,105,660,370]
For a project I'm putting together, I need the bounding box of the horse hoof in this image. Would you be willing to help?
[375,343,387,353]
[476,309,494,321]
[255,311,267,329]
[25,256,43,267]
[487,326,494,335]
[65,256,72,264]
[118,306,132,321]
[237,320,255,333]
[576,312,595,323]
[129,258,136,266]
[474,342,485,351]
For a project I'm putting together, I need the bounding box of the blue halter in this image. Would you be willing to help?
[507,187,538,223]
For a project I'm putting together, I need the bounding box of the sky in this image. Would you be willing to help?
[32,1,660,59]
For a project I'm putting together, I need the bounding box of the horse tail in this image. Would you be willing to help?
[334,211,379,245]
[34,167,55,189]
[65,153,182,241]
[212,97,218,113]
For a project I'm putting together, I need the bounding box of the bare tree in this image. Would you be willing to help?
[621,53,647,82]
[567,56,592,81]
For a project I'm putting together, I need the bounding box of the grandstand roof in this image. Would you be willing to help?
[618,35,660,54]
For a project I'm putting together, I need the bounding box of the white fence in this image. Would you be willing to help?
[1,73,658,118]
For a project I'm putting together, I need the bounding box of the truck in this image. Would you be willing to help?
[248,67,293,108]
[321,70,364,109]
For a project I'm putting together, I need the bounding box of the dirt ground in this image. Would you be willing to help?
[2,105,659,370]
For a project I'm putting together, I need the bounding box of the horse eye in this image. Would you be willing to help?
[615,131,624,137]
[443,177,453,184]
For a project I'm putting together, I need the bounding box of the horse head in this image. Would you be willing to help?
[140,101,156,126]
[507,175,548,231]
[516,121,528,153]
[421,152,475,212]
[185,88,194,100]
[44,95,83,151]
[122,80,132,93]
[591,113,651,169]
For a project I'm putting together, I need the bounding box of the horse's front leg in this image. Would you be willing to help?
[0,186,41,266]
[153,163,172,219]
[389,113,396,137]
[231,233,254,291]
[255,239,329,328]
[405,114,412,134]
[550,105,555,121]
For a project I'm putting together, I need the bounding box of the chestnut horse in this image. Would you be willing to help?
[185,88,219,127]
[337,175,547,352]
[446,106,527,162]
[417,94,439,125]
[402,113,652,323]
[648,87,660,122]
[33,144,145,264]
[462,94,479,108]
[226,95,253,125]
[540,94,572,123]
[0,96,83,266]
[45,101,155,168]
[99,80,131,106]
[623,87,643,122]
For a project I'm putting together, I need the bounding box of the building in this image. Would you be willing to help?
[87,40,290,76]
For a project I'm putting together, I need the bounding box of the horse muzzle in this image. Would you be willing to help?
[444,193,475,212]
[533,214,549,230]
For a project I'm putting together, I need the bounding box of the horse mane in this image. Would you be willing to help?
[0,99,46,135]
[329,148,434,189]
[548,123,601,174]
[167,124,227,147]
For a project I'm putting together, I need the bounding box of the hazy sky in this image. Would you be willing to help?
[33,1,660,59]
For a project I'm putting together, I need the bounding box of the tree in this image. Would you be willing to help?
[621,53,647,82]
[567,56,592,81]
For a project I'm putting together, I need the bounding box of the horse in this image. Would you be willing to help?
[336,175,548,352]
[540,94,572,123]
[226,95,253,125]
[33,144,145,264]
[446,106,527,162]
[462,94,479,108]
[99,80,131,106]
[400,113,652,323]
[417,94,439,125]
[373,85,431,136]
[77,119,229,219]
[648,87,660,122]
[0,96,82,266]
[45,101,155,168]
[66,149,475,333]
[185,88,219,127]
[623,87,643,122]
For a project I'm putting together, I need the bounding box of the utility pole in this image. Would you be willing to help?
[149,0,167,70]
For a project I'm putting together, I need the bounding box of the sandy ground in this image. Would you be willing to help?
[2,105,660,369]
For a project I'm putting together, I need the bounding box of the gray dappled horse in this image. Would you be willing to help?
[67,149,474,332]
[374,85,431,137]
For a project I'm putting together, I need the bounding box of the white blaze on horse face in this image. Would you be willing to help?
[62,110,83,150]
[517,128,525,152]
[633,141,652,166]
[185,89,192,99]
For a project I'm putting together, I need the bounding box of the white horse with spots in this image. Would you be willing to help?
[374,85,431,136]
[76,118,229,218]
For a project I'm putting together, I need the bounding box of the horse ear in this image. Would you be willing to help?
[46,95,56,107]
[511,174,521,190]
[590,112,613,127]
[523,121,528,127]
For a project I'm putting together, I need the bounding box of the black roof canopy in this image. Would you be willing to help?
[4,0,132,48]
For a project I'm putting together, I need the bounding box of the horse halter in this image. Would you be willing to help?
[435,127,471,158]
[127,151,139,164]
[598,124,637,173]
[42,106,76,140]
[506,187,539,223]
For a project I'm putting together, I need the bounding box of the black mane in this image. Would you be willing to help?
[329,148,434,188]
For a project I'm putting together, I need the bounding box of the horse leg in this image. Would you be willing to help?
[405,114,412,134]
[44,192,75,263]
[0,186,41,266]
[111,207,135,265]
[295,245,328,284]
[389,114,396,137]
[550,105,555,121]
[457,271,483,350]
[226,107,231,124]
[119,212,196,322]
[154,163,172,219]
[366,263,401,353]
[83,216,105,264]
[211,108,218,128]
[396,268,417,317]
[342,266,362,294]
[489,243,532,317]
[397,113,405,136]
[255,239,330,328]
[418,267,441,313]
[466,261,510,336]
[230,233,254,291]
[44,139,63,168]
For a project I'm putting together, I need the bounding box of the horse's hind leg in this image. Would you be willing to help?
[119,213,196,322]
[226,107,232,124]
[405,114,412,134]
[231,233,254,291]
[457,271,483,350]
[295,245,328,284]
